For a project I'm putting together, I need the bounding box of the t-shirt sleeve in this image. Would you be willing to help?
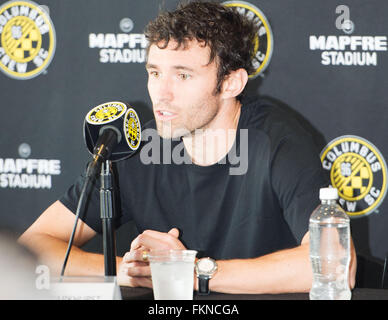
[270,134,330,244]
[59,173,104,233]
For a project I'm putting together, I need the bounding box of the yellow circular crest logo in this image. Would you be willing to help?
[223,1,273,78]
[124,108,141,151]
[321,135,387,217]
[86,102,127,125]
[0,0,56,79]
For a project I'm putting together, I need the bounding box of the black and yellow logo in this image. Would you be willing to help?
[86,102,127,125]
[321,135,387,217]
[0,0,56,79]
[124,108,141,151]
[223,1,273,78]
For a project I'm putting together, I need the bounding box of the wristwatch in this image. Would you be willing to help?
[195,257,218,295]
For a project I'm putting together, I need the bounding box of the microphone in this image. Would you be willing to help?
[60,101,141,278]
[83,101,142,177]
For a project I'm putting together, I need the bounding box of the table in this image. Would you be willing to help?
[120,287,388,300]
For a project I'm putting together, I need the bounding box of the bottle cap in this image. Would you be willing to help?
[319,187,338,200]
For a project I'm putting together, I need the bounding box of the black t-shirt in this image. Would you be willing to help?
[59,96,329,260]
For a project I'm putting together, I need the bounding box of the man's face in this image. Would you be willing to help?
[146,40,221,139]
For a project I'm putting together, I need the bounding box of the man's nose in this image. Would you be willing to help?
[157,78,174,102]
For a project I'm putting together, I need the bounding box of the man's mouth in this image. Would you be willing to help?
[155,110,178,121]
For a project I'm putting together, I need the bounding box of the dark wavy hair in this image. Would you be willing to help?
[144,1,258,99]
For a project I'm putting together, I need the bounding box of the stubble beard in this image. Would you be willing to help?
[155,98,220,140]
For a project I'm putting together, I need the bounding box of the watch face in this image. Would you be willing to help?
[197,258,217,276]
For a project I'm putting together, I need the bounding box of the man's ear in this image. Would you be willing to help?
[220,68,249,99]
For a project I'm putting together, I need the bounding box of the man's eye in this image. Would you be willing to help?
[179,73,191,80]
[149,71,160,78]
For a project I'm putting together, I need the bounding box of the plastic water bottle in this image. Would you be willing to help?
[309,187,351,300]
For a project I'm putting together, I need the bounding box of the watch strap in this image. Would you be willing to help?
[197,275,210,295]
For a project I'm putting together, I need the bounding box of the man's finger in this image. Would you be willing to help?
[130,232,168,250]
[167,228,180,238]
[123,249,150,263]
[117,275,152,288]
[130,276,152,288]
[141,228,180,241]
[125,262,151,277]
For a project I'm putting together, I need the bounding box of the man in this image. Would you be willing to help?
[19,1,356,294]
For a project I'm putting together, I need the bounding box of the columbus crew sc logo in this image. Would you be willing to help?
[86,102,127,125]
[321,135,387,217]
[124,108,141,151]
[0,0,56,79]
[223,1,273,78]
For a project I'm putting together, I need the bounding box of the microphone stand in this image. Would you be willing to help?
[100,160,117,276]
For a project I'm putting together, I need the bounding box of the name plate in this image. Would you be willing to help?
[50,276,121,300]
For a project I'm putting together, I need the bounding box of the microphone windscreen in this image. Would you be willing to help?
[83,101,142,162]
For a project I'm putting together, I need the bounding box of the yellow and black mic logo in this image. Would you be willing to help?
[0,0,56,79]
[86,102,127,125]
[83,101,141,161]
[223,1,273,78]
[124,107,141,151]
[321,135,387,217]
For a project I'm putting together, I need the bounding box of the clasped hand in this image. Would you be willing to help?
[117,227,185,287]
